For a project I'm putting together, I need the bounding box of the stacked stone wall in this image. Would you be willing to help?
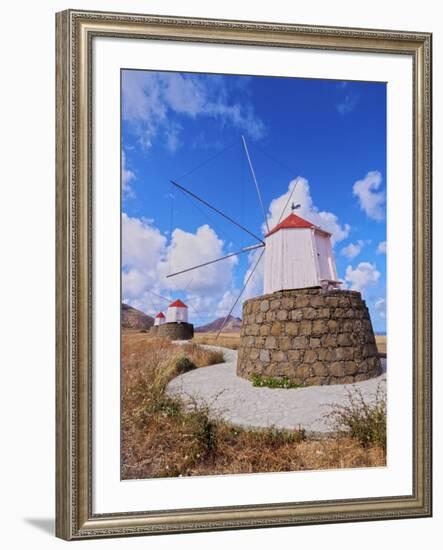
[156,322,194,340]
[237,288,381,386]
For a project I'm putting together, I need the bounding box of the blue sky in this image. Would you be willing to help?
[121,69,387,332]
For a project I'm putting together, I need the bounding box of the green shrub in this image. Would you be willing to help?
[173,355,196,374]
[251,373,305,389]
[328,383,386,450]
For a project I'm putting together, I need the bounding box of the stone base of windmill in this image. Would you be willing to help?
[237,288,382,386]
[156,322,194,340]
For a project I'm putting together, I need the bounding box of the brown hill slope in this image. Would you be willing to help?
[121,303,154,330]
[195,315,242,333]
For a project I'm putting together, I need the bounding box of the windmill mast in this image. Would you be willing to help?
[241,135,270,234]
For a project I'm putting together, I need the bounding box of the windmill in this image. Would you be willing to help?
[145,288,200,340]
[166,137,382,387]
[167,136,341,339]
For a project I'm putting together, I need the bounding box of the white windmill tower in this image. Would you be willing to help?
[166,299,189,323]
[154,311,166,326]
[263,205,340,294]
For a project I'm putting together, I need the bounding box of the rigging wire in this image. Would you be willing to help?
[174,182,242,248]
[171,180,265,245]
[166,243,264,279]
[215,248,265,341]
[249,140,299,179]
[174,138,238,182]
[247,140,301,226]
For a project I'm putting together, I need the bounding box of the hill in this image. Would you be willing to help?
[195,315,242,333]
[121,303,154,330]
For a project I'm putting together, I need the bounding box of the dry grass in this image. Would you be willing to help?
[375,335,387,355]
[121,331,386,479]
[193,332,241,350]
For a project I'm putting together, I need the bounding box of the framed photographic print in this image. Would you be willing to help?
[55,9,432,540]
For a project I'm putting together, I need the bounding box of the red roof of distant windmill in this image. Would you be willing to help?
[169,299,187,308]
[155,312,165,318]
[265,213,331,237]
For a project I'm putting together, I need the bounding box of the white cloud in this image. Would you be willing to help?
[353,171,385,221]
[265,177,351,244]
[377,240,387,254]
[160,224,237,295]
[341,240,364,259]
[340,239,371,259]
[122,71,265,152]
[121,213,238,321]
[345,262,380,293]
[122,151,135,195]
[375,297,386,319]
[337,94,358,115]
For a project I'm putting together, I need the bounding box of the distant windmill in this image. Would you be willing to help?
[167,136,341,340]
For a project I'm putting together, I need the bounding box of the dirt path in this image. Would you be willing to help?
[166,344,386,434]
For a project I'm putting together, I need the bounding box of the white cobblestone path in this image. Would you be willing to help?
[166,344,387,435]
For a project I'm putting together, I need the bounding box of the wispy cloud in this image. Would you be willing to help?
[122,151,135,196]
[122,71,265,153]
[265,177,351,244]
[341,239,370,260]
[353,171,386,221]
[345,261,380,293]
[336,94,358,115]
[375,297,386,319]
[335,81,359,114]
[377,240,387,254]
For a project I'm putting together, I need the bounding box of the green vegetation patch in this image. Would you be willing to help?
[251,373,305,389]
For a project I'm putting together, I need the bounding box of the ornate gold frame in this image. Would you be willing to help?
[55,9,432,540]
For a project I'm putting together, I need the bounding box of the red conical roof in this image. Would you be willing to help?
[155,312,165,318]
[169,299,187,308]
[265,213,331,237]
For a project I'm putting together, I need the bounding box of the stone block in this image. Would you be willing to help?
[295,365,311,379]
[279,337,292,351]
[304,307,318,319]
[344,361,358,375]
[293,336,309,349]
[291,309,303,321]
[313,362,328,376]
[321,333,337,347]
[304,350,317,363]
[335,347,354,361]
[272,350,286,362]
[312,319,327,336]
[299,320,312,335]
[296,295,310,308]
[285,322,299,336]
[277,309,288,321]
[310,337,321,348]
[330,362,345,377]
[288,349,303,362]
[337,333,351,346]
[265,336,277,349]
[270,322,283,336]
